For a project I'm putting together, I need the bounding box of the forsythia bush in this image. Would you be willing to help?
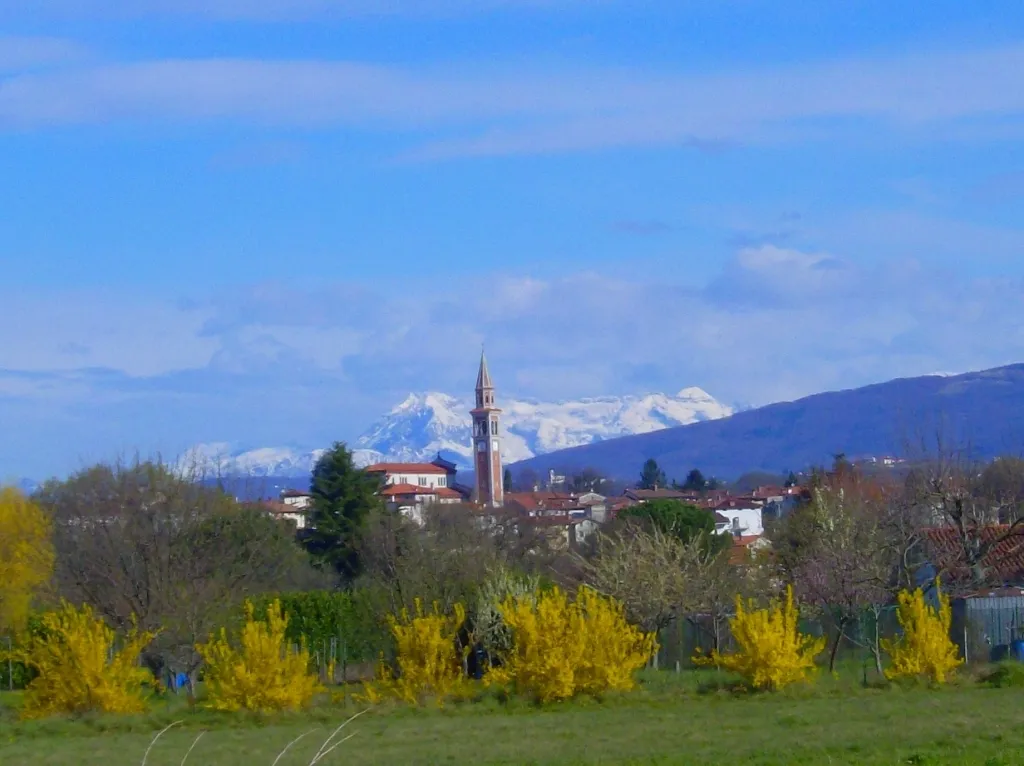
[488,586,655,703]
[882,585,962,684]
[0,487,56,635]
[13,602,154,719]
[696,586,824,691]
[362,599,470,705]
[197,599,323,712]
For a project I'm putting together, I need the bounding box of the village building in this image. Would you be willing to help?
[364,456,467,523]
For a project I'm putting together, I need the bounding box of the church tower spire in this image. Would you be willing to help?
[471,349,503,507]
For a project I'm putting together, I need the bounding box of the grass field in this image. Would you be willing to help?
[2,669,1023,765]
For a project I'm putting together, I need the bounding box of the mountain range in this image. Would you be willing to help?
[513,364,1024,481]
[180,387,733,479]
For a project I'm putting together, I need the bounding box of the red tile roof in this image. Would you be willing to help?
[625,488,690,500]
[732,534,763,547]
[505,491,581,512]
[380,483,436,497]
[926,525,1024,585]
[379,483,464,499]
[751,486,787,499]
[714,497,760,511]
[366,463,450,475]
[251,500,305,516]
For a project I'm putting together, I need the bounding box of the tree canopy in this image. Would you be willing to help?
[638,459,667,490]
[618,499,731,556]
[304,442,384,580]
[681,469,706,492]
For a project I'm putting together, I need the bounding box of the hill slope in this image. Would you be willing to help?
[512,364,1024,480]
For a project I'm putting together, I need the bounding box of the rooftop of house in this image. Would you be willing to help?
[926,525,1024,586]
[624,488,691,501]
[505,491,582,513]
[365,462,451,475]
[248,500,306,515]
[380,483,462,498]
[714,497,761,510]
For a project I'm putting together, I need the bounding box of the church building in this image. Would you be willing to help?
[471,350,504,507]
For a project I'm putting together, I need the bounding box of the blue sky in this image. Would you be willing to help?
[3,0,1024,479]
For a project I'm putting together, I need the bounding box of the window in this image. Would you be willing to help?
[439,477,446,487]
[492,439,499,451]
[419,477,427,486]
[492,419,499,434]
[477,442,486,452]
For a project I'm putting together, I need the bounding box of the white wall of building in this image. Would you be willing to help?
[715,507,763,536]
[380,471,450,489]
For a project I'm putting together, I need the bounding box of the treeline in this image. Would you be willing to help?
[3,441,1024,695]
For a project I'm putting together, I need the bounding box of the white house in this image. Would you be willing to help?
[365,461,457,490]
[378,483,463,524]
[366,459,465,523]
[713,498,764,537]
[263,500,309,530]
[280,489,312,510]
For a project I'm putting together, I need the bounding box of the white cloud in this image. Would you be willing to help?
[0,45,1022,156]
[0,291,217,376]
[5,251,1024,478]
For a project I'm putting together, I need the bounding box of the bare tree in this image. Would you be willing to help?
[576,522,713,634]
[37,459,324,684]
[774,478,895,672]
[903,441,1024,590]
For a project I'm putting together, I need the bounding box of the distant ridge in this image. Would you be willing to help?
[512,364,1024,480]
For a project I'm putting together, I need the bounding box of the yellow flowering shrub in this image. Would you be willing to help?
[488,586,655,703]
[362,599,470,706]
[0,487,55,635]
[13,602,154,719]
[197,599,323,712]
[696,586,824,691]
[882,585,962,684]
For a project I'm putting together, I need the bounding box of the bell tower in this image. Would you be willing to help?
[471,350,503,507]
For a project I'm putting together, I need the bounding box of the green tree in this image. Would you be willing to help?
[638,459,667,490]
[304,442,383,580]
[785,471,799,488]
[504,468,513,493]
[682,469,706,492]
[618,499,731,556]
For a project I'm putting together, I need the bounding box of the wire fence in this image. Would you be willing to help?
[648,597,1024,674]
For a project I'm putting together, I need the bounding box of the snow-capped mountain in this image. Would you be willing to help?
[183,387,732,477]
[180,442,326,478]
[354,388,733,468]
